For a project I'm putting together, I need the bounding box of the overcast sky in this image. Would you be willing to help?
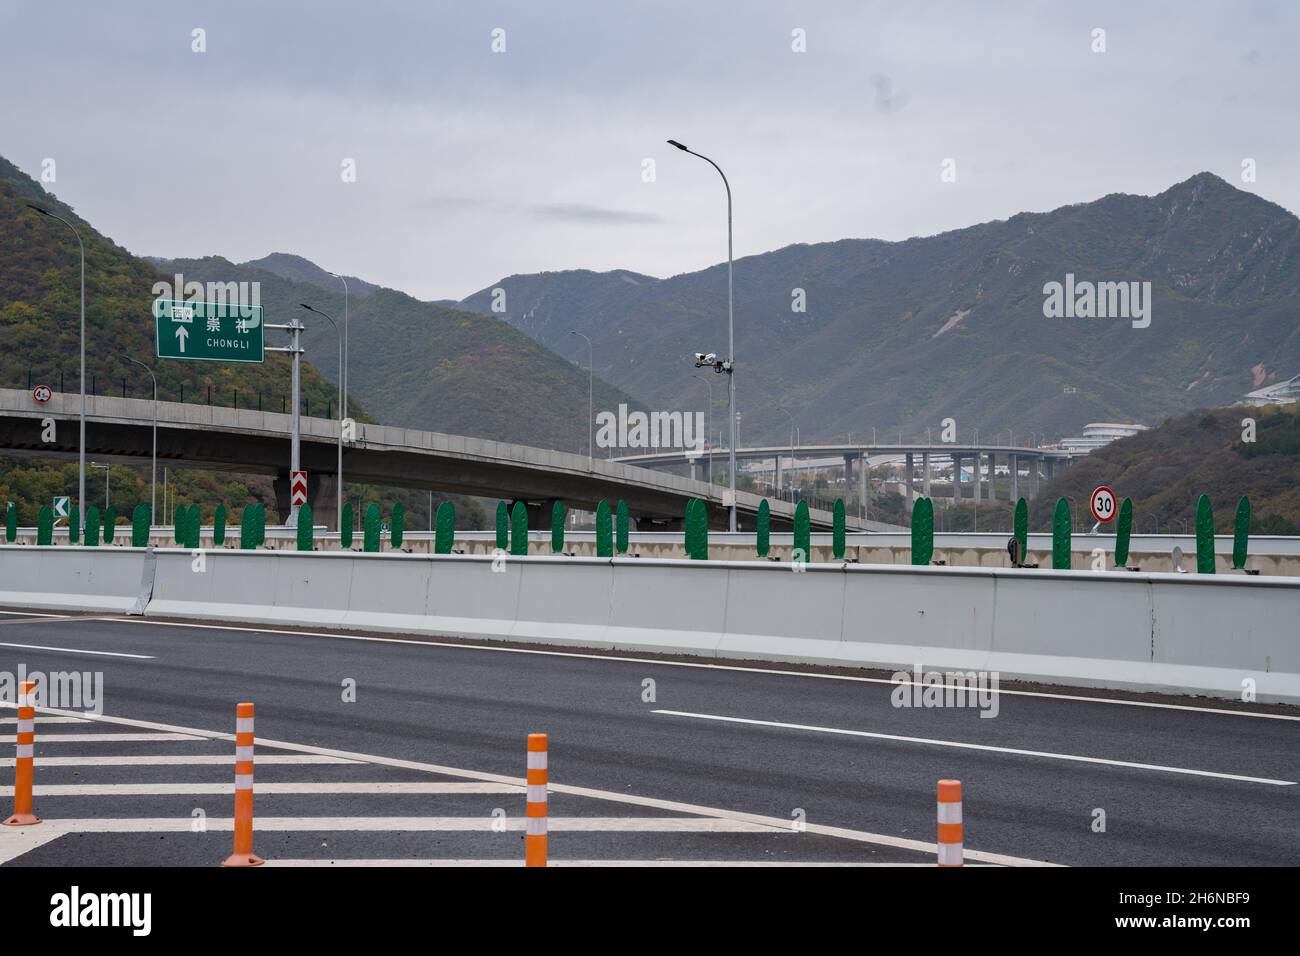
[3,0,1297,300]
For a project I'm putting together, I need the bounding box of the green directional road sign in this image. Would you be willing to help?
[154,299,264,363]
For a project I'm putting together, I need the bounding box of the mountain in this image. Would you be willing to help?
[0,157,349,427]
[460,173,1300,445]
[237,253,381,300]
[1029,402,1300,534]
[149,257,641,451]
[0,155,350,522]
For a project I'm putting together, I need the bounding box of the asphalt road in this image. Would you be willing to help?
[0,609,1295,867]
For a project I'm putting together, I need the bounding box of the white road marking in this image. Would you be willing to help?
[653,710,1297,786]
[27,817,785,833]
[265,859,944,868]
[23,733,202,743]
[95,617,1300,722]
[3,782,522,797]
[0,755,359,767]
[0,640,155,659]
[0,716,90,724]
[0,702,1053,866]
[0,828,65,865]
[0,615,87,626]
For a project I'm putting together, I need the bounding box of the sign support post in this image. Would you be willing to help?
[266,321,305,526]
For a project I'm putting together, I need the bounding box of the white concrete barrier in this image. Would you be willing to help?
[0,545,149,613]
[3,545,1297,703]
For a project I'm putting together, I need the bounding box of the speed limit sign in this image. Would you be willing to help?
[1090,486,1117,523]
[32,384,52,403]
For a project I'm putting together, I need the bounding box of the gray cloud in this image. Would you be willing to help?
[530,203,662,225]
[1,0,1296,300]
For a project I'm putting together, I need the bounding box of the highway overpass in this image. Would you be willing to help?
[615,442,1081,502]
[0,388,899,532]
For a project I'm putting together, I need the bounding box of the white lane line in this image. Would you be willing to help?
[0,828,65,865]
[265,859,943,868]
[3,782,522,797]
[0,615,88,627]
[6,703,1052,866]
[653,710,1297,786]
[0,755,360,767]
[104,618,1300,722]
[0,716,90,724]
[0,640,154,659]
[25,733,202,743]
[31,817,784,833]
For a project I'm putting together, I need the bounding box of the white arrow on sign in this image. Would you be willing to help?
[53,496,69,518]
[175,325,189,353]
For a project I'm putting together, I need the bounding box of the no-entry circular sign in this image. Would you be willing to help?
[31,384,52,403]
[1090,485,1117,523]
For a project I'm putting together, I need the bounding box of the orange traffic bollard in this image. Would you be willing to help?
[937,779,963,867]
[4,681,40,826]
[222,702,263,867]
[525,733,548,867]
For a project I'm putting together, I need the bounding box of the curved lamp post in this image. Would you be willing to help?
[28,204,86,539]
[667,139,737,532]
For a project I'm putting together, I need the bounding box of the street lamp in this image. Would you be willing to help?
[121,355,158,525]
[299,304,345,534]
[569,330,593,464]
[327,273,349,420]
[28,204,85,541]
[668,138,737,532]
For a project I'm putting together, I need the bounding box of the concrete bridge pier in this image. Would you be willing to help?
[952,454,962,502]
[973,452,982,502]
[274,470,339,529]
[518,499,560,531]
[1010,454,1019,501]
[904,453,914,502]
[922,451,931,497]
[986,452,996,502]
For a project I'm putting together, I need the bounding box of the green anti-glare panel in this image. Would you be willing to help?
[495,501,509,551]
[131,505,149,548]
[793,500,810,564]
[510,501,528,556]
[1195,494,1215,574]
[551,501,565,554]
[297,503,314,551]
[832,499,846,560]
[364,503,381,552]
[1232,496,1250,570]
[1013,497,1028,567]
[616,500,629,554]
[1114,498,1133,568]
[341,503,354,549]
[435,501,455,554]
[391,501,405,549]
[596,501,613,557]
[1052,498,1071,570]
[911,498,933,566]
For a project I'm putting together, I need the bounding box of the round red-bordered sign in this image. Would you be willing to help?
[31,384,52,404]
[1090,485,1117,523]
